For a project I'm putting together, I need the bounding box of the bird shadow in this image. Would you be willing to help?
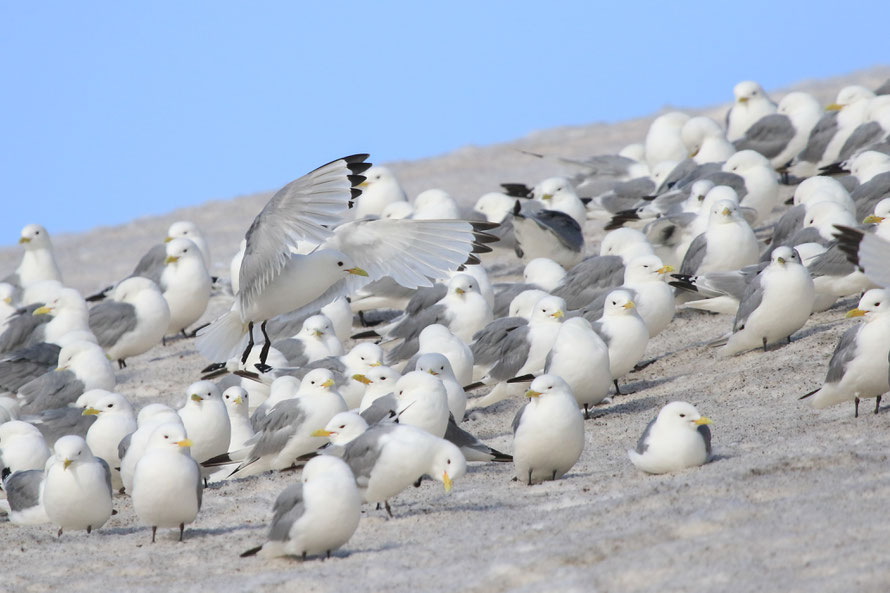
[615,374,679,396]
[589,394,662,419]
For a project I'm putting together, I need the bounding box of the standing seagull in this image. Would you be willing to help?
[196,154,496,368]
[132,422,202,543]
[42,435,113,537]
[3,224,63,296]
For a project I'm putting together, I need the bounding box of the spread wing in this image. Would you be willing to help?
[238,155,371,314]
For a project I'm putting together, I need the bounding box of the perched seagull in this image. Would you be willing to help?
[42,435,113,537]
[0,328,97,394]
[511,200,584,268]
[0,420,50,475]
[3,224,63,296]
[0,288,90,355]
[339,423,466,517]
[17,340,116,413]
[357,365,403,413]
[2,468,49,525]
[392,371,450,438]
[221,386,255,451]
[733,92,822,169]
[132,422,202,542]
[197,155,496,368]
[82,390,137,490]
[119,404,185,494]
[89,276,171,368]
[543,317,611,418]
[412,189,462,220]
[726,81,777,142]
[157,238,212,338]
[679,200,759,275]
[415,353,467,422]
[402,324,474,387]
[511,375,584,485]
[240,455,361,560]
[719,246,815,356]
[681,116,735,164]
[591,290,649,394]
[177,381,231,467]
[628,401,713,474]
[353,165,408,219]
[800,289,890,416]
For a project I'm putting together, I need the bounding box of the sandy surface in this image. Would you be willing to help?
[3,67,890,593]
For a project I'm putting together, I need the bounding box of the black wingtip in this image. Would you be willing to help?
[490,449,513,462]
[501,183,533,198]
[85,287,111,302]
[799,388,819,400]
[343,153,371,165]
[201,452,234,467]
[833,224,864,265]
[351,329,381,340]
[347,174,367,187]
[817,162,849,176]
[463,381,485,391]
[240,545,262,558]
[512,200,523,217]
[470,221,500,232]
[506,373,536,384]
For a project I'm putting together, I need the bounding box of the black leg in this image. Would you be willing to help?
[613,380,621,395]
[87,525,92,534]
[179,523,185,542]
[384,500,393,518]
[527,468,532,486]
[875,395,882,415]
[241,322,255,365]
[302,552,307,561]
[855,397,860,418]
[57,527,63,538]
[787,335,793,344]
[118,359,126,369]
[326,550,331,560]
[584,404,589,420]
[762,337,768,352]
[258,320,272,366]
[162,335,167,346]
[152,526,157,543]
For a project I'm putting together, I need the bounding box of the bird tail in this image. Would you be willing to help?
[240,545,262,558]
[487,448,513,462]
[196,309,248,362]
[799,387,819,400]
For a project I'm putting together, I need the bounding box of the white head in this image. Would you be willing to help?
[414,189,455,210]
[0,420,44,443]
[535,177,577,202]
[525,373,573,399]
[508,289,550,319]
[848,289,890,318]
[722,149,771,173]
[299,314,335,340]
[164,237,203,267]
[529,295,566,324]
[599,228,651,257]
[53,435,95,468]
[18,224,52,249]
[298,369,337,396]
[354,364,401,390]
[733,80,768,103]
[136,403,180,427]
[145,422,192,454]
[267,375,301,403]
[381,201,414,219]
[416,353,456,380]
[112,276,162,302]
[313,411,369,446]
[429,440,466,493]
[623,255,673,284]
[395,371,446,401]
[770,246,803,267]
[302,454,355,483]
[222,386,249,411]
[472,192,515,223]
[447,274,479,298]
[345,342,384,369]
[33,288,86,317]
[184,380,221,406]
[830,85,875,109]
[81,391,133,418]
[708,200,742,225]
[601,289,637,318]
[655,401,711,431]
[523,258,566,290]
[56,341,105,371]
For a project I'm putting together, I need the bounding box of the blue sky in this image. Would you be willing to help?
[1,1,887,246]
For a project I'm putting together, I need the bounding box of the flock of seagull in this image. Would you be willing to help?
[3,76,890,562]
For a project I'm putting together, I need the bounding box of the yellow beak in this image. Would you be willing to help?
[825,102,843,111]
[551,310,564,319]
[370,361,382,367]
[55,365,69,372]
[656,265,674,274]
[176,438,193,448]
[455,288,465,295]
[321,378,335,388]
[738,97,749,103]
[165,255,180,264]
[864,215,885,224]
[623,301,636,309]
[722,207,731,216]
[63,458,72,469]
[82,407,101,416]
[526,390,541,398]
[777,257,786,265]
[19,237,31,244]
[541,193,553,201]
[190,394,203,402]
[694,417,712,426]
[347,267,369,277]
[689,148,700,158]
[352,374,372,385]
[233,396,243,405]
[164,236,173,243]
[313,329,324,337]
[2,297,10,304]
[427,370,439,376]
[846,308,867,318]
[358,180,369,187]
[311,429,333,437]
[443,472,453,493]
[33,306,52,315]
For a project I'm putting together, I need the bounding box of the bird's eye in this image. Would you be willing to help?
[876,302,881,307]
[399,390,403,396]
[164,435,169,439]
[679,413,686,418]
[447,459,451,465]
[35,231,40,235]
[339,425,346,429]
[337,261,344,267]
[108,404,114,408]
[380,377,386,381]
[310,381,316,385]
[225,395,229,399]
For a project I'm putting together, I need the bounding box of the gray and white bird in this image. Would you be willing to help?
[89,276,170,368]
[157,237,212,337]
[3,224,62,295]
[82,390,136,490]
[0,420,50,475]
[42,435,113,536]
[679,199,759,275]
[628,401,712,474]
[240,455,361,560]
[393,371,451,438]
[17,340,116,413]
[132,422,202,542]
[726,81,777,142]
[511,375,584,485]
[353,165,408,219]
[119,404,185,494]
[544,317,611,418]
[720,247,815,356]
[177,381,231,466]
[801,289,890,416]
[414,353,467,422]
[591,290,649,394]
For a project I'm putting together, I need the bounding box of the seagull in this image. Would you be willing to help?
[357,365,403,413]
[221,386,255,451]
[2,468,49,525]
[510,200,584,268]
[42,435,113,537]
[196,155,496,368]
[543,317,611,419]
[83,390,136,490]
[800,289,890,416]
[733,92,822,169]
[240,455,361,560]
[119,404,185,494]
[132,422,202,542]
[0,420,50,476]
[725,80,777,142]
[339,422,466,517]
[88,276,171,368]
[3,224,63,297]
[0,288,90,355]
[511,375,584,485]
[177,381,231,466]
[628,401,712,474]
[0,328,97,394]
[17,340,116,413]
[679,199,759,275]
[401,324,474,387]
[392,371,450,438]
[591,290,649,394]
[414,353,467,422]
[353,165,408,219]
[718,246,815,355]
